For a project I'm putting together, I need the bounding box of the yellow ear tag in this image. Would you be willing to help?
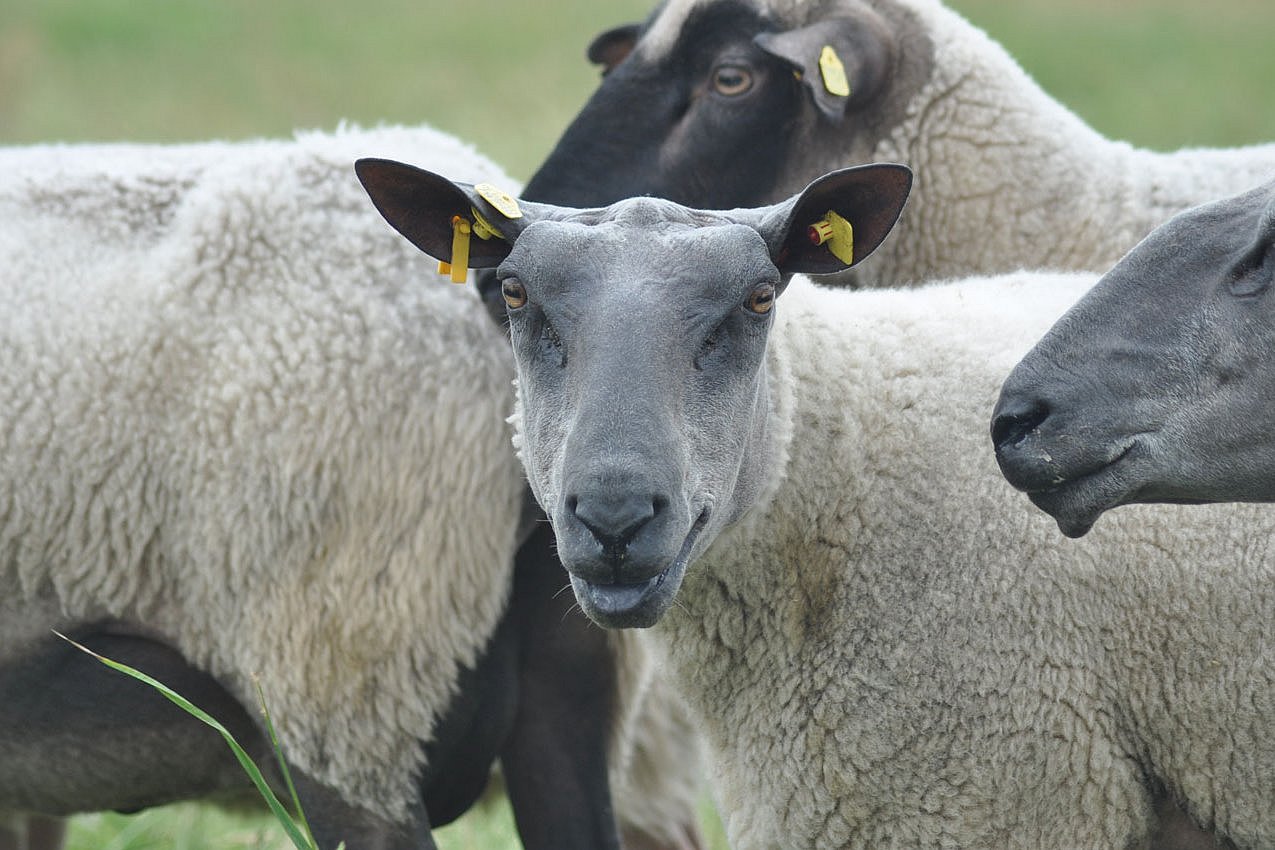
[438,215,472,284]
[818,45,851,98]
[475,183,523,220]
[807,210,854,265]
[469,207,502,241]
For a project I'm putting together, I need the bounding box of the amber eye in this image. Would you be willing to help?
[745,283,776,315]
[502,278,528,309]
[712,64,753,97]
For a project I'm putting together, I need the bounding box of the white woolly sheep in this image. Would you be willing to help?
[0,124,702,850]
[361,161,1270,850]
[993,177,1275,538]
[519,0,1275,288]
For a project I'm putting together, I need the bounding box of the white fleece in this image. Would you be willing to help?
[615,273,1275,849]
[859,0,1275,286]
[0,124,526,820]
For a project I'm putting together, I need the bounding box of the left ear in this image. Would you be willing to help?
[749,163,912,276]
[754,9,895,124]
[355,158,540,269]
[587,23,641,74]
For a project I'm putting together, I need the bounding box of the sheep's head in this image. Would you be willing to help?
[518,0,931,212]
[356,158,910,628]
[993,179,1275,537]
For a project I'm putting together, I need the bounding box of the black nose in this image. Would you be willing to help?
[991,398,1050,453]
[569,493,663,555]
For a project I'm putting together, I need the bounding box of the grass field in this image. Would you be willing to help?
[6,0,1274,847]
[3,0,1274,179]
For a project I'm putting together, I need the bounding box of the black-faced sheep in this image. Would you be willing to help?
[516,0,1275,289]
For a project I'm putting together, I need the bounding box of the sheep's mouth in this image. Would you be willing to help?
[1020,440,1144,538]
[572,510,709,629]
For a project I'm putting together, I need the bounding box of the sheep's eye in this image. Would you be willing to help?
[744,283,776,315]
[502,278,528,309]
[712,64,753,97]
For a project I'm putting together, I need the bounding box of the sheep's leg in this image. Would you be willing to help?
[22,817,64,850]
[499,523,623,850]
[0,627,263,819]
[0,816,65,850]
[291,772,435,850]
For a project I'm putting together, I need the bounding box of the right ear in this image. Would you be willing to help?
[754,6,895,124]
[355,158,531,269]
[587,23,641,74]
[751,163,913,276]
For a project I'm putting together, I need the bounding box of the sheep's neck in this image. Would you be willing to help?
[865,0,1275,287]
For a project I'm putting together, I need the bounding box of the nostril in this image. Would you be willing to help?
[991,399,1051,452]
[570,493,660,554]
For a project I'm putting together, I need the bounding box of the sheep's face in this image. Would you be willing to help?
[519,0,930,213]
[994,179,1275,537]
[502,213,783,627]
[355,159,911,628]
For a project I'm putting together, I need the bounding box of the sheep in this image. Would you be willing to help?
[357,159,1273,850]
[992,177,1275,538]
[515,0,1275,289]
[0,123,704,850]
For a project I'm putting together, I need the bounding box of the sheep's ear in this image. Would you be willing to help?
[355,158,535,269]
[754,10,895,124]
[588,23,641,73]
[753,163,912,276]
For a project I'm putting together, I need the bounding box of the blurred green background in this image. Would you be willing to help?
[3,0,1274,182]
[3,0,1273,848]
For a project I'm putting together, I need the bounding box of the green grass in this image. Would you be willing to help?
[947,0,1275,151]
[8,1,1274,847]
[63,793,730,850]
[2,0,1273,180]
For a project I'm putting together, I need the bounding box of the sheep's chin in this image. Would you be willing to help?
[1022,451,1142,539]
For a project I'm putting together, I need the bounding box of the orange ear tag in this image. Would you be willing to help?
[808,210,854,265]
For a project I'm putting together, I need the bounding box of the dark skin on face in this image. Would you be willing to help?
[354,157,913,627]
[522,1,804,210]
[993,180,1275,537]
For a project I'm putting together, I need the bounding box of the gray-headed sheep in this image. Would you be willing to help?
[519,0,1275,288]
[0,125,702,850]
[993,177,1275,536]
[361,160,1270,850]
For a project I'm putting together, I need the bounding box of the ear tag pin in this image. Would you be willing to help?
[818,45,851,98]
[808,210,854,265]
[469,208,502,241]
[438,215,472,284]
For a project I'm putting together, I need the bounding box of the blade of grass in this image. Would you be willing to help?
[54,631,316,850]
[253,676,317,850]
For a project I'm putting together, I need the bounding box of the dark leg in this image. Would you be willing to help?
[500,523,623,850]
[292,771,435,850]
[24,817,65,850]
[0,626,263,817]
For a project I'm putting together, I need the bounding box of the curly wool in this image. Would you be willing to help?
[0,125,525,821]
[637,273,1275,849]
